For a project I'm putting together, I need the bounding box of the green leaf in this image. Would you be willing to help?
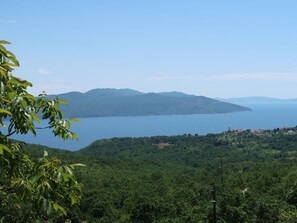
[65,120,71,129]
[43,150,48,157]
[53,203,67,215]
[46,201,53,216]
[0,44,8,52]
[6,50,16,57]
[62,173,70,182]
[0,144,11,155]
[23,93,36,101]
[71,132,78,140]
[0,108,12,115]
[0,68,7,76]
[9,77,33,87]
[32,113,41,123]
[58,99,68,104]
[8,56,20,66]
[0,40,11,44]
[0,81,5,94]
[64,166,73,174]
[69,163,86,169]
[1,63,18,67]
[69,194,78,205]
[69,118,80,122]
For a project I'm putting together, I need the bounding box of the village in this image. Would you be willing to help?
[227,126,297,137]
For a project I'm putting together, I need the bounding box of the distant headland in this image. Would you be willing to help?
[50,88,252,118]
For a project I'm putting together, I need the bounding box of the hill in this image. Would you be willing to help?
[24,126,297,222]
[51,88,251,117]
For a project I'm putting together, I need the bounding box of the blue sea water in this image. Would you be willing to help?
[7,103,297,151]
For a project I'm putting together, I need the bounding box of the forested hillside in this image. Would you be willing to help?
[24,126,297,222]
[51,88,251,117]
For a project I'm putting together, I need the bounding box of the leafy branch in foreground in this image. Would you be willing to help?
[0,40,85,222]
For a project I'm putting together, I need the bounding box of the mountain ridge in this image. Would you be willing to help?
[50,88,251,118]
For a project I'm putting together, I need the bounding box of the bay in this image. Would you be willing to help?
[8,103,297,151]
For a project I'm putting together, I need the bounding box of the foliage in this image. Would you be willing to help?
[0,41,84,222]
[3,40,297,222]
[24,127,297,222]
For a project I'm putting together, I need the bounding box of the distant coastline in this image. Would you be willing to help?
[10,103,297,151]
[50,88,251,118]
[219,96,297,105]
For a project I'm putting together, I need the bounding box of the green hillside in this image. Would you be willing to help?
[24,127,297,222]
[50,88,251,118]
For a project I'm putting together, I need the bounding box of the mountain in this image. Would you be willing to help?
[219,96,297,105]
[51,88,251,118]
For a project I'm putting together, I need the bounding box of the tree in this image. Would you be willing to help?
[0,40,84,222]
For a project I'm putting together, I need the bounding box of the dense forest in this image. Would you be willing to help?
[24,126,297,222]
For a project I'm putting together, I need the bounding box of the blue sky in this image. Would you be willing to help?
[1,0,297,98]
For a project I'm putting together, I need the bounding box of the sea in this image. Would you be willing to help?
[6,103,297,151]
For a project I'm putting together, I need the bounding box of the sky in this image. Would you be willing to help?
[1,0,297,98]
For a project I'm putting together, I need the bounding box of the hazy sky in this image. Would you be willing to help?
[2,0,297,98]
